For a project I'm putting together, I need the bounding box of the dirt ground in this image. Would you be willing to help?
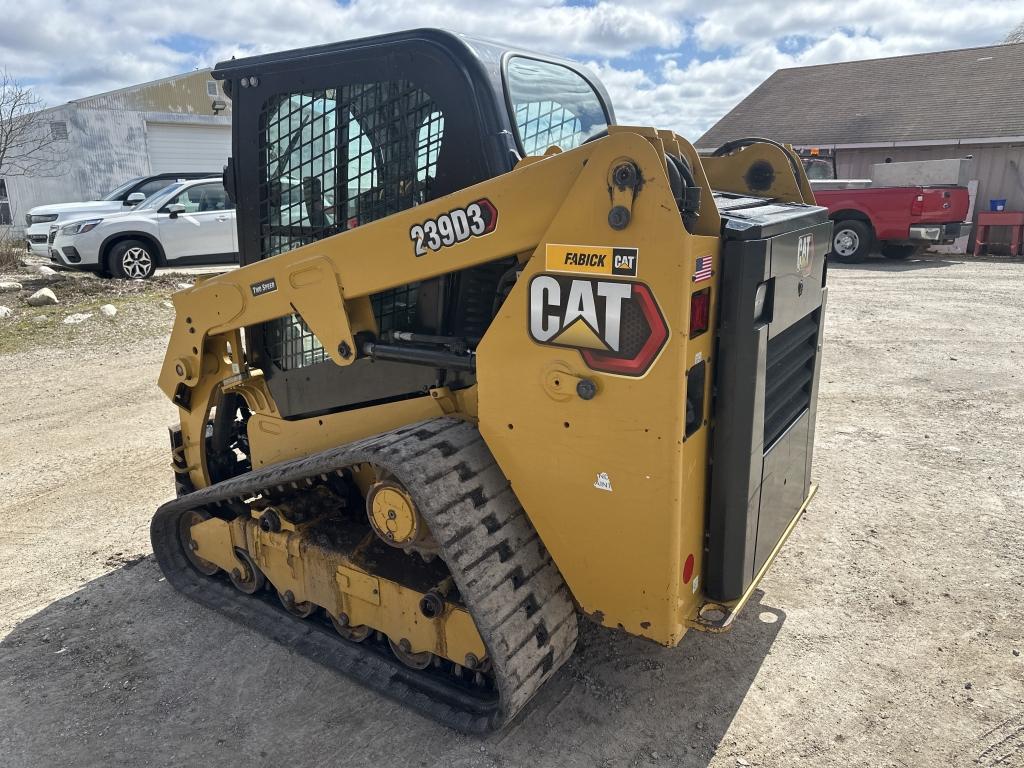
[1,255,1022,768]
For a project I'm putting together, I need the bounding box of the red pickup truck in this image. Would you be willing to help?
[799,155,972,261]
[813,185,971,262]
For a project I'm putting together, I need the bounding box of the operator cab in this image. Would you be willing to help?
[214,29,613,418]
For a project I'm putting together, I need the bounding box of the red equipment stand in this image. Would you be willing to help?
[974,211,1024,257]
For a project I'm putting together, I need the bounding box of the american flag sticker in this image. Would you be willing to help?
[693,255,713,282]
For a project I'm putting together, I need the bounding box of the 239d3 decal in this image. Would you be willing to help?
[409,198,497,257]
[528,274,668,377]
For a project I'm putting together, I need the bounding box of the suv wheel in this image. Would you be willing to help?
[109,240,156,280]
[830,220,872,263]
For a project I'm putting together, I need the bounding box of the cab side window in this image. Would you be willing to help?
[506,57,607,156]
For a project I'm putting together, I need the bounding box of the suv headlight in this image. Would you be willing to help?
[60,218,102,236]
[28,213,59,225]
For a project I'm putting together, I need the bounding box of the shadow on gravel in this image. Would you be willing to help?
[828,256,959,272]
[0,557,784,768]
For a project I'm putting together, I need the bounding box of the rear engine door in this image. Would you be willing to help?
[705,197,831,601]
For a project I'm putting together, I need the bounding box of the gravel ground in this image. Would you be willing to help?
[0,255,1021,767]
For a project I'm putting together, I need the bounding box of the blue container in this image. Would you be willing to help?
[990,199,1007,211]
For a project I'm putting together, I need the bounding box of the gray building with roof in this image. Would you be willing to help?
[697,42,1024,240]
[1,69,232,238]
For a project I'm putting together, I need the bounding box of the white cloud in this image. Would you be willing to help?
[595,0,1024,138]
[1,0,1021,139]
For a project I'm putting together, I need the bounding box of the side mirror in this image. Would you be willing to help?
[166,203,186,219]
[125,192,146,206]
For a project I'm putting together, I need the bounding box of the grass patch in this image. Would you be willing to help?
[0,282,176,356]
[0,243,22,271]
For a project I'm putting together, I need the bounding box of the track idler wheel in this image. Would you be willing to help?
[277,589,316,618]
[329,612,372,643]
[178,509,219,576]
[229,548,265,595]
[365,476,437,557]
[389,637,434,670]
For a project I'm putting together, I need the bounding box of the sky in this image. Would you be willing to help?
[1,0,1022,139]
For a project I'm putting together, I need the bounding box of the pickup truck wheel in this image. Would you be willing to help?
[108,240,156,280]
[830,220,872,263]
[881,244,920,260]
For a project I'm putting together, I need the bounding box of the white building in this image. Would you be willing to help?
[1,69,232,236]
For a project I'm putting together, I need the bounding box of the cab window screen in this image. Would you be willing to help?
[506,57,607,156]
[257,82,445,371]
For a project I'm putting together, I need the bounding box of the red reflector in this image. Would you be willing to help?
[683,553,695,584]
[689,289,710,338]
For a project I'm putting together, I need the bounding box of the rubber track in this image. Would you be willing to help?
[151,417,578,732]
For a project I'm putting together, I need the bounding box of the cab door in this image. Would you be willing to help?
[158,182,235,263]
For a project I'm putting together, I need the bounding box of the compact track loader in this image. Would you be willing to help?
[152,29,830,731]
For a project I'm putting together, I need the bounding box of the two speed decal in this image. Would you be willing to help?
[250,277,278,297]
[409,198,497,257]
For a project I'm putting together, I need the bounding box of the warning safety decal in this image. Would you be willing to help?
[545,244,639,278]
[528,274,667,377]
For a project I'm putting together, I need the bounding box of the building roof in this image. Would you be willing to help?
[67,68,211,105]
[697,42,1024,149]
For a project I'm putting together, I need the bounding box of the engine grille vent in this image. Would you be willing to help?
[763,311,818,448]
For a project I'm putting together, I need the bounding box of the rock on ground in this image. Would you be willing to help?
[26,288,58,307]
[63,313,93,325]
[0,281,22,292]
[0,306,12,319]
[99,304,117,318]
[36,265,58,277]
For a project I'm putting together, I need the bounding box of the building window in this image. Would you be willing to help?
[50,121,68,141]
[207,80,219,97]
[0,178,11,225]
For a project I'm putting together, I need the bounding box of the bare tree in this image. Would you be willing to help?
[1007,20,1024,43]
[0,69,65,181]
[0,195,22,269]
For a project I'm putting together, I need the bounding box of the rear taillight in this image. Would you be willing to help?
[689,289,710,338]
[911,194,924,215]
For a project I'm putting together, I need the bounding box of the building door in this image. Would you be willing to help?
[146,123,230,174]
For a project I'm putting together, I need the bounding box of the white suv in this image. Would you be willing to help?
[24,172,219,257]
[49,178,238,279]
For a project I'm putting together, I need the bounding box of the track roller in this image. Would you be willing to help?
[389,637,434,670]
[178,509,219,576]
[277,589,317,618]
[229,548,265,594]
[330,613,372,642]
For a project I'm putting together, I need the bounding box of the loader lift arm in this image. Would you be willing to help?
[161,127,811,492]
